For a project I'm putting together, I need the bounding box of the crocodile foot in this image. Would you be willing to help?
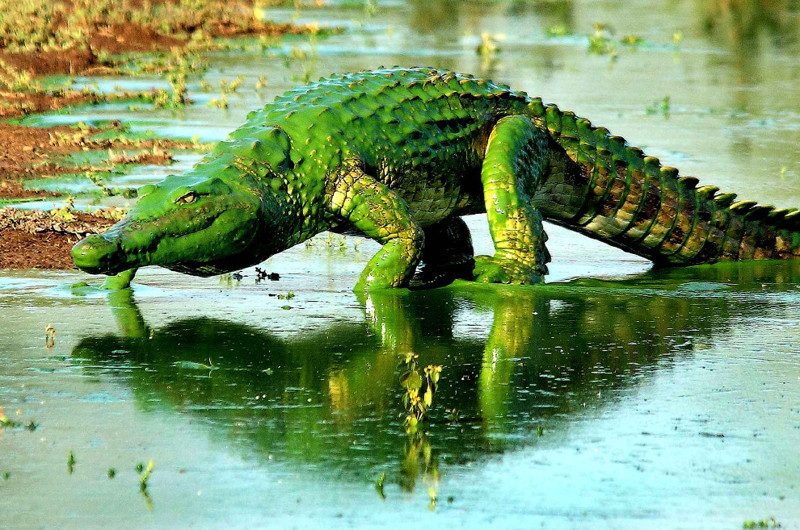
[473,256,544,285]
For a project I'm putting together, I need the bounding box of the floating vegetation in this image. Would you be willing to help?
[476,32,502,57]
[277,291,295,300]
[620,33,644,46]
[588,23,618,59]
[219,76,244,95]
[581,23,655,60]
[174,358,218,373]
[546,25,570,37]
[427,487,437,511]
[743,519,782,529]
[67,451,76,474]
[363,0,378,18]
[207,94,229,109]
[400,353,441,435]
[396,351,444,497]
[375,471,386,500]
[0,415,38,432]
[1,472,10,481]
[45,324,55,349]
[107,468,116,479]
[139,460,154,492]
[255,267,280,282]
[646,96,671,118]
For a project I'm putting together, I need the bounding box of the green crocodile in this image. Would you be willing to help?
[72,67,800,290]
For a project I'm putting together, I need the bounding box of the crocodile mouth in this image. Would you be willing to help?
[73,208,246,276]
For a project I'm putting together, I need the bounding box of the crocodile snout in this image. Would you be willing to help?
[72,234,123,274]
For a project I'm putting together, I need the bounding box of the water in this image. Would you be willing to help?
[2,1,800,527]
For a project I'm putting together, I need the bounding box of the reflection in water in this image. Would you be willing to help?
[73,261,799,493]
[697,0,800,112]
[700,0,798,51]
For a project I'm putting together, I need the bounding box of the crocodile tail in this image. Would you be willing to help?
[525,98,800,264]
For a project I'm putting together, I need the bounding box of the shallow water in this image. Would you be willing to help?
[2,0,800,527]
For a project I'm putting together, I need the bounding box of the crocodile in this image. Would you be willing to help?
[72,67,800,290]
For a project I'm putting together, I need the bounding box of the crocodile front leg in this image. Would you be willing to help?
[328,160,424,291]
[411,217,475,289]
[476,115,551,285]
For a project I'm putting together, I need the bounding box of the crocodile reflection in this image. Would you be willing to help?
[72,261,799,490]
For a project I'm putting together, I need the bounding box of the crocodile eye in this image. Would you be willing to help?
[176,191,198,204]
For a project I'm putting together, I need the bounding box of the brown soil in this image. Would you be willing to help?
[0,89,113,120]
[0,180,58,199]
[0,19,306,79]
[0,122,187,182]
[0,208,119,269]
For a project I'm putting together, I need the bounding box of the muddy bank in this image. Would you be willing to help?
[0,208,120,269]
[0,120,197,268]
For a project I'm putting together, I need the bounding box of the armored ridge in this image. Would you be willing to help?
[71,67,800,290]
[524,98,800,265]
[240,66,800,266]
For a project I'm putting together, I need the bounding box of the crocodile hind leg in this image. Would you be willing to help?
[475,115,551,284]
[327,160,424,291]
[410,216,475,289]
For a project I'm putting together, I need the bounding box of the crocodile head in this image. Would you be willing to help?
[73,128,294,277]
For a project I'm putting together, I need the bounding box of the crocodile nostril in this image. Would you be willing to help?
[72,234,120,274]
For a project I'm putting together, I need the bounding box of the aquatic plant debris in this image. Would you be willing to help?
[742,519,782,529]
[428,487,438,511]
[375,471,386,500]
[139,460,154,492]
[45,324,55,349]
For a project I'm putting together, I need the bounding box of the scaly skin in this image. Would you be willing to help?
[72,67,800,290]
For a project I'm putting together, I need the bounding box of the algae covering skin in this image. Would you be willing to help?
[72,67,800,290]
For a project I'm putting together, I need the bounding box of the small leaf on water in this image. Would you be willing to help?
[401,370,422,391]
[375,471,386,500]
[140,459,154,491]
[173,361,214,370]
[428,487,438,511]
